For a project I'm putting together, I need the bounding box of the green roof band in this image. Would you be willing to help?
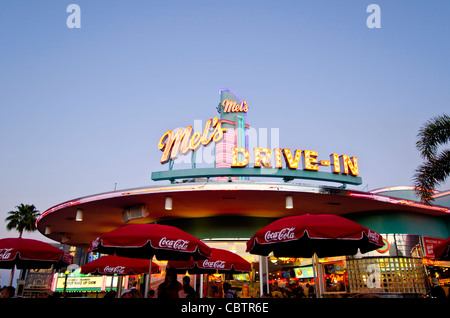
[151,167,362,186]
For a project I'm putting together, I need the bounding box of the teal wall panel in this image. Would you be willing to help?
[347,211,450,238]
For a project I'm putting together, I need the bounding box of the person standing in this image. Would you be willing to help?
[223,282,236,298]
[156,267,185,298]
[182,276,199,298]
[430,278,446,299]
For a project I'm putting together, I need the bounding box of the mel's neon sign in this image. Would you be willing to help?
[157,95,358,177]
[158,124,358,176]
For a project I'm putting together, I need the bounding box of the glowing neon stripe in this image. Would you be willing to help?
[348,193,449,213]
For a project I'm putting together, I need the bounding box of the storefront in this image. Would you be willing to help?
[35,89,450,298]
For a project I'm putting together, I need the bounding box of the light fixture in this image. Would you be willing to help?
[285,195,293,209]
[45,225,52,235]
[165,196,173,210]
[76,209,83,221]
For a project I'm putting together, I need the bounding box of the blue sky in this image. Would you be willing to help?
[1,0,449,252]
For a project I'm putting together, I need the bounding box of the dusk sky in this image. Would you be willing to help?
[1,0,449,255]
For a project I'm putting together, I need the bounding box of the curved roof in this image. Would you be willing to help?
[371,186,450,207]
[36,181,450,249]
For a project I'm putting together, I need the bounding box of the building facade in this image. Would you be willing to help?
[35,90,450,298]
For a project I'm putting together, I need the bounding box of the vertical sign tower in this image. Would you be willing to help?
[215,89,250,180]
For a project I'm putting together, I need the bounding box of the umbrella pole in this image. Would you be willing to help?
[193,274,197,293]
[117,276,123,298]
[199,274,204,298]
[9,266,15,286]
[259,255,269,297]
[144,258,152,298]
[312,253,321,298]
[206,274,210,298]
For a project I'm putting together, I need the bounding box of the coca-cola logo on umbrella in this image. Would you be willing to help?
[0,248,13,260]
[264,227,296,242]
[158,237,189,250]
[103,266,126,274]
[0,238,73,270]
[202,260,226,269]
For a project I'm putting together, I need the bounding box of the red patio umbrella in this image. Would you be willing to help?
[167,248,252,274]
[89,224,212,261]
[433,237,450,261]
[168,248,251,298]
[0,237,73,285]
[89,224,212,298]
[247,214,384,258]
[80,255,160,298]
[0,237,73,270]
[80,255,160,276]
[246,214,384,298]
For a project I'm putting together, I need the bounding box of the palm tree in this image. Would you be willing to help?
[413,114,450,204]
[5,203,40,237]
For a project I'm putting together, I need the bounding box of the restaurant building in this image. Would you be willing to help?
[35,89,450,298]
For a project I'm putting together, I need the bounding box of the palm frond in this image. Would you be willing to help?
[413,149,450,204]
[416,114,450,160]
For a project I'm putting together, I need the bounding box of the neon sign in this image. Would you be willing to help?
[232,147,359,176]
[158,117,226,164]
[221,99,249,113]
[155,90,361,184]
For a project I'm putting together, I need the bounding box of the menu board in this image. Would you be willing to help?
[294,266,314,279]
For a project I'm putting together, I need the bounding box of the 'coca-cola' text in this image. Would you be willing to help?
[103,266,126,274]
[159,237,189,250]
[264,228,296,242]
[0,248,13,260]
[202,260,226,269]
